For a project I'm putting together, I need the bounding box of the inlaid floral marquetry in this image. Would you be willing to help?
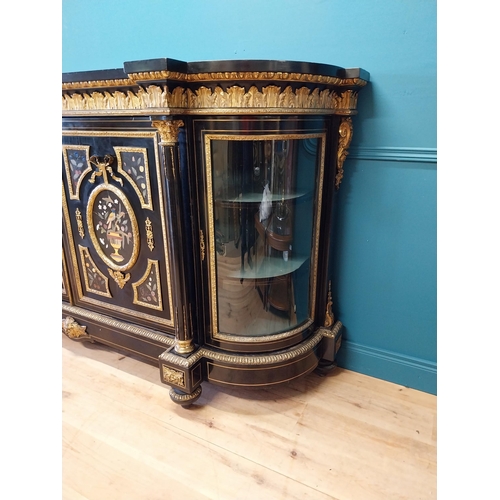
[132,259,163,311]
[62,145,92,200]
[78,245,112,297]
[87,184,140,272]
[114,147,153,210]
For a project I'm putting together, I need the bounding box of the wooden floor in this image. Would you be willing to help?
[62,334,437,500]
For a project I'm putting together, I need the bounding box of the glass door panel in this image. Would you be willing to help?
[206,134,325,338]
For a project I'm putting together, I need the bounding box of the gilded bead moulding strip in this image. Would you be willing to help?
[135,72,368,87]
[204,132,325,345]
[62,303,176,349]
[62,249,73,304]
[159,322,342,369]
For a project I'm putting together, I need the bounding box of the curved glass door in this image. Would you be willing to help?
[205,133,325,339]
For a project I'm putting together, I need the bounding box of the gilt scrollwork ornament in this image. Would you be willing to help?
[335,117,353,190]
[145,217,154,251]
[75,208,85,238]
[151,119,184,145]
[108,269,131,289]
[62,316,93,342]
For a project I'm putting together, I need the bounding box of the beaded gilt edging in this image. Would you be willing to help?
[61,303,175,346]
[159,321,343,368]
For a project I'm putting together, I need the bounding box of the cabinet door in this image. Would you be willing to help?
[197,117,329,352]
[62,126,174,333]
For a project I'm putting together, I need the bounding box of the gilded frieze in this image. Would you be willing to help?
[114,147,153,210]
[62,145,92,200]
[62,85,360,115]
[78,245,112,297]
[132,259,163,311]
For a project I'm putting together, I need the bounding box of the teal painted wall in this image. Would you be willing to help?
[62,0,437,393]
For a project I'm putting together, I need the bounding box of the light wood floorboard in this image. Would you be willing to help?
[62,334,437,500]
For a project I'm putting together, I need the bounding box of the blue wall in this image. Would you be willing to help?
[62,0,437,394]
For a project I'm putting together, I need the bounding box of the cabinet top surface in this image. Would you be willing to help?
[62,58,369,83]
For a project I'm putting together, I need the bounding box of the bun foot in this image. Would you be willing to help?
[169,386,202,408]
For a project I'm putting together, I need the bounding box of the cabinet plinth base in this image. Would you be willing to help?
[158,324,342,403]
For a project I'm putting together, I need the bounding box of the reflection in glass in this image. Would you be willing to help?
[210,136,321,337]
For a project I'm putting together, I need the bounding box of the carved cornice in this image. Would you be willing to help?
[128,71,186,83]
[128,70,368,87]
[62,84,360,115]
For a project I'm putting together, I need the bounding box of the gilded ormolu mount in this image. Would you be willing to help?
[62,316,93,342]
[335,117,354,190]
[151,119,184,144]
